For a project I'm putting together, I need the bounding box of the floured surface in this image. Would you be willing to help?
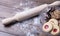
[0,0,60,36]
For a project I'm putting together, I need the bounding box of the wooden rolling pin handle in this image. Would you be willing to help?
[2,1,60,26]
[2,17,17,26]
[49,1,60,7]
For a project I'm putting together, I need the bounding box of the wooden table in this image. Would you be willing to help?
[0,0,60,36]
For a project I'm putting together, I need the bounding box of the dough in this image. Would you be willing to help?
[42,22,53,32]
[50,10,60,19]
[45,9,60,35]
[51,25,59,35]
[58,20,60,28]
[49,19,58,25]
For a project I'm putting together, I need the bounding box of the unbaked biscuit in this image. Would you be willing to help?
[50,10,60,19]
[42,22,53,32]
[49,19,58,25]
[51,25,59,35]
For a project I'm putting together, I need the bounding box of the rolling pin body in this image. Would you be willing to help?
[2,4,48,25]
[13,4,48,21]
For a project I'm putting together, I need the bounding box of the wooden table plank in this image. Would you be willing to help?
[0,32,16,36]
[0,0,60,36]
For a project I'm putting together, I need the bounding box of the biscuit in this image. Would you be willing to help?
[51,25,59,35]
[49,19,58,25]
[42,22,53,32]
[50,10,60,19]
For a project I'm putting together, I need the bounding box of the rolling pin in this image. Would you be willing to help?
[2,1,60,26]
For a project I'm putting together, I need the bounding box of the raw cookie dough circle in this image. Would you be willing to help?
[42,22,53,32]
[51,25,59,35]
[49,19,58,25]
[52,10,60,19]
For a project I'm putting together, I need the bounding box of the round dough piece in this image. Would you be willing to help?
[49,19,58,25]
[50,10,60,19]
[51,25,59,35]
[42,22,53,32]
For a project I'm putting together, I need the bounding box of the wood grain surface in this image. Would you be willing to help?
[0,0,60,36]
